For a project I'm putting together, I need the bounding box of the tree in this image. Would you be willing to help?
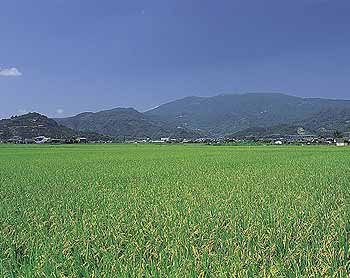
[333,130,343,138]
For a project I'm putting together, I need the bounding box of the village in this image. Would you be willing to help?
[1,132,350,147]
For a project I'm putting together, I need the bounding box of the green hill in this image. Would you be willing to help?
[145,93,350,136]
[55,108,202,140]
[0,113,110,141]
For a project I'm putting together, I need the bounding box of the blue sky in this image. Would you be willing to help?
[1,0,350,118]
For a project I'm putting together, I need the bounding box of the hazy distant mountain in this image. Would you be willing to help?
[55,108,202,140]
[145,93,350,136]
[0,113,110,141]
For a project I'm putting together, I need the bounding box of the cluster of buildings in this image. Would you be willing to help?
[1,136,91,144]
[126,137,222,144]
[236,134,350,146]
[125,133,350,146]
[2,133,350,147]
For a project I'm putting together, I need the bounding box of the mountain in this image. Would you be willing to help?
[0,113,110,141]
[0,112,74,140]
[55,108,202,140]
[10,93,349,141]
[145,93,350,136]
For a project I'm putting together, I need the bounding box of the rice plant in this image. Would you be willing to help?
[1,144,350,277]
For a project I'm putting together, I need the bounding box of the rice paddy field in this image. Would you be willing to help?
[1,144,350,277]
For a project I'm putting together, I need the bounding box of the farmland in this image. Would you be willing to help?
[1,144,350,277]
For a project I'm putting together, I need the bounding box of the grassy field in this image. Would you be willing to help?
[1,144,350,277]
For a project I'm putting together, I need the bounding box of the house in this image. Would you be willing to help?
[151,140,164,143]
[24,139,35,144]
[335,138,348,147]
[34,136,50,144]
[64,139,75,144]
[8,136,23,144]
[274,140,283,145]
[160,137,170,142]
[325,138,335,145]
[76,137,88,143]
[51,138,64,144]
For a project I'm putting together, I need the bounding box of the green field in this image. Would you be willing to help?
[1,144,350,277]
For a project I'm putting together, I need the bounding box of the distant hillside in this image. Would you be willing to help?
[5,93,350,141]
[0,113,110,141]
[232,124,301,138]
[145,93,350,136]
[55,108,202,140]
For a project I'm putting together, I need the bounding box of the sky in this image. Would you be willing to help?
[1,0,350,118]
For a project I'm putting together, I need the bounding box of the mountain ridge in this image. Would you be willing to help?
[0,112,111,141]
[145,93,350,136]
[55,107,202,140]
[3,93,350,140]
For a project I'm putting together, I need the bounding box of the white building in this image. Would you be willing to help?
[34,136,50,144]
[335,139,348,147]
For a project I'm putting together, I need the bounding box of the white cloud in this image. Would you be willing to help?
[0,67,22,77]
[56,108,64,114]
